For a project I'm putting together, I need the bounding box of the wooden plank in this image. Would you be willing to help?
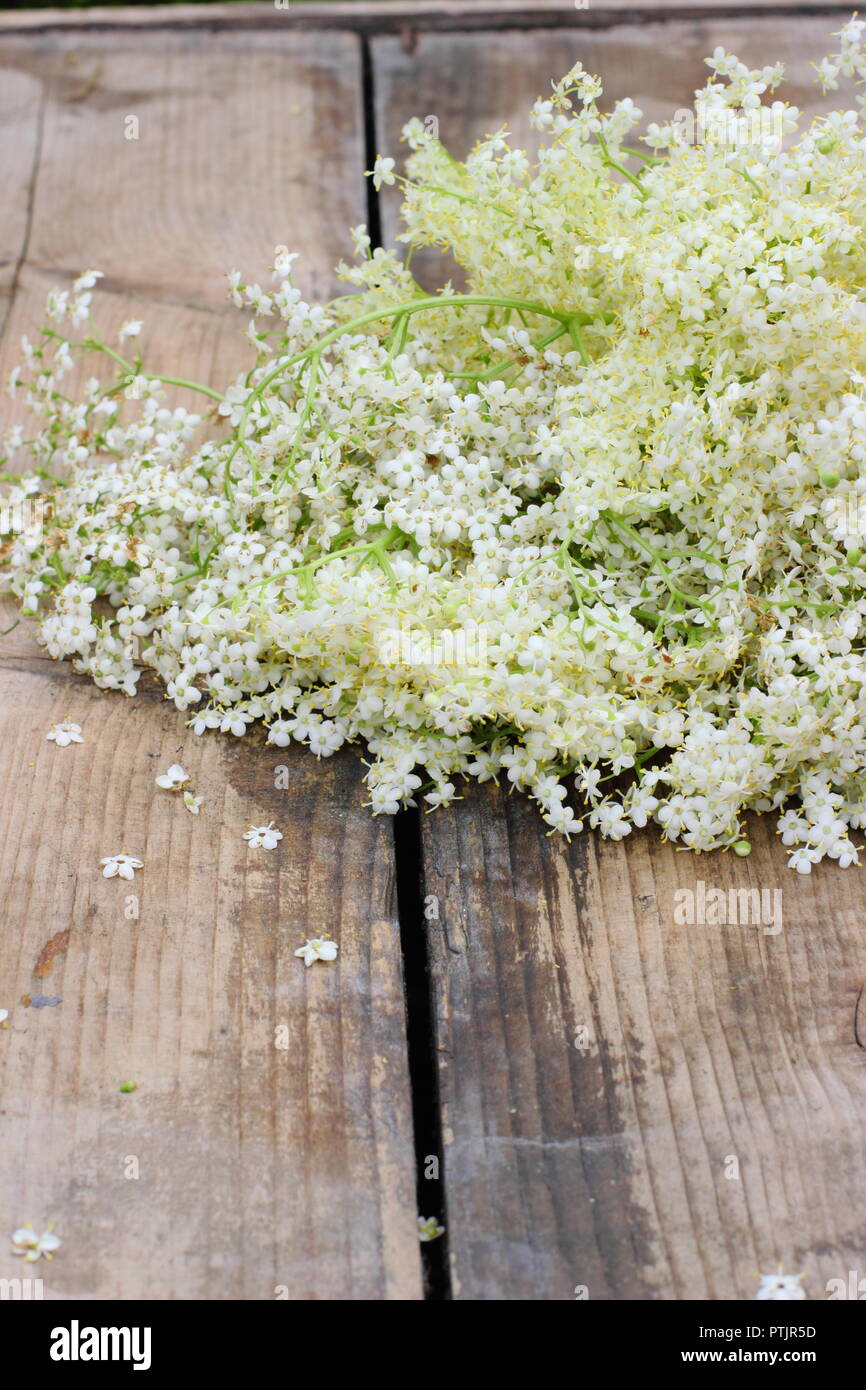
[421,789,866,1300]
[0,30,362,309]
[372,24,866,1299]
[0,672,421,1300]
[0,2,852,38]
[0,27,423,1301]
[0,65,42,341]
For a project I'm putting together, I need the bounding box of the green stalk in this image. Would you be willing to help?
[221,293,585,496]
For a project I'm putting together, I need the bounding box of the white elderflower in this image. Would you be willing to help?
[155,763,189,790]
[243,823,283,850]
[371,155,396,189]
[46,720,83,747]
[294,936,339,967]
[11,1226,61,1262]
[118,320,142,343]
[7,30,866,871]
[73,270,102,293]
[100,853,143,880]
[0,1009,8,1026]
[756,1269,806,1300]
[417,1216,445,1243]
[183,790,203,815]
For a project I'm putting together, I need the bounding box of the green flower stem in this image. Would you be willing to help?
[398,176,544,235]
[618,145,662,166]
[451,322,570,383]
[72,331,224,403]
[154,375,223,402]
[736,167,764,197]
[596,134,649,201]
[222,294,595,496]
[603,513,712,612]
[277,351,322,486]
[567,318,590,365]
[202,525,404,619]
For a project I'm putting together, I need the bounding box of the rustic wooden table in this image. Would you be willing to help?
[0,0,863,1302]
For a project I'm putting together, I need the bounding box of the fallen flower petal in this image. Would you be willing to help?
[11,1226,61,1262]
[243,822,283,850]
[417,1216,445,1243]
[294,937,339,967]
[101,853,144,880]
[46,720,83,747]
[155,763,189,790]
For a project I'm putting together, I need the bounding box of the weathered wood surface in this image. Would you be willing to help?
[374,17,866,1299]
[0,24,422,1301]
[0,2,851,36]
[422,792,866,1300]
[2,0,865,1304]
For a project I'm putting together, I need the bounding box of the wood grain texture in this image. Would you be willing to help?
[0,25,422,1300]
[421,786,866,1300]
[0,3,851,37]
[0,65,42,341]
[373,23,866,1299]
[0,671,420,1299]
[0,29,364,309]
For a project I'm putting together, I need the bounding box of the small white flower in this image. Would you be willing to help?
[371,155,396,190]
[100,853,143,880]
[418,1216,445,1243]
[118,320,142,343]
[0,1008,8,1025]
[11,1225,61,1262]
[756,1269,806,1300]
[294,937,339,967]
[155,763,189,790]
[243,822,283,850]
[73,270,102,293]
[46,720,83,747]
[183,790,203,815]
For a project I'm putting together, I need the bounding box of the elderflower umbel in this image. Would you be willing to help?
[6,21,866,871]
[294,937,339,967]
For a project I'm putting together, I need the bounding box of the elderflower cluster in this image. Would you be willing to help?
[4,23,866,871]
